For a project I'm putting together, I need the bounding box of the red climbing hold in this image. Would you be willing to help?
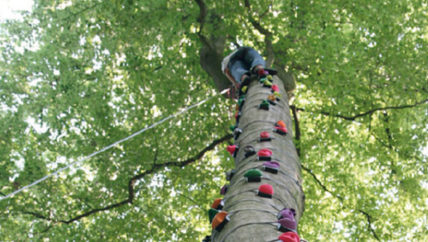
[227,145,237,155]
[278,232,300,242]
[260,131,271,141]
[258,148,272,160]
[274,126,288,135]
[258,184,274,198]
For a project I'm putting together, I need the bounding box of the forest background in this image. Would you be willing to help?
[0,0,427,241]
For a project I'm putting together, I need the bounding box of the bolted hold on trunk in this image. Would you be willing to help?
[211,75,304,241]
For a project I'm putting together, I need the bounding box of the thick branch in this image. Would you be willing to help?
[290,105,301,156]
[244,0,296,91]
[193,0,229,91]
[244,0,274,66]
[194,0,210,47]
[23,133,233,224]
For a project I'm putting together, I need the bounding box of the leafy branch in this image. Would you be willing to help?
[291,108,380,240]
[300,164,380,241]
[22,133,233,224]
[358,209,380,241]
[291,98,428,121]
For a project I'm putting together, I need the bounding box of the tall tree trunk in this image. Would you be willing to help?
[212,75,304,241]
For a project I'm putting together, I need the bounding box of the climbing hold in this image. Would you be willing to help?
[226,145,238,157]
[257,184,274,198]
[276,120,286,128]
[244,145,256,158]
[263,161,280,174]
[267,74,273,80]
[272,84,279,92]
[278,232,300,242]
[265,68,278,75]
[212,211,230,231]
[202,235,211,242]
[259,100,270,110]
[238,95,245,106]
[273,91,282,100]
[226,169,236,181]
[241,85,248,94]
[277,213,297,232]
[244,169,263,182]
[229,124,236,132]
[263,79,273,87]
[220,184,229,195]
[235,111,241,123]
[278,208,296,220]
[208,208,219,223]
[233,128,243,140]
[259,131,272,142]
[211,198,224,210]
[259,77,267,84]
[257,69,269,77]
[274,126,288,135]
[267,94,277,105]
[258,148,272,161]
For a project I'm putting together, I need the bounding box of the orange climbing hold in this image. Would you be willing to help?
[211,198,224,210]
[211,211,229,231]
[276,120,286,128]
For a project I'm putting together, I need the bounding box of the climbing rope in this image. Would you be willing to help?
[0,88,229,201]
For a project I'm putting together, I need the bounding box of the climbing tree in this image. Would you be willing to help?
[0,0,427,241]
[208,71,304,241]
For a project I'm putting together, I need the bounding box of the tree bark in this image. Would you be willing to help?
[199,36,231,91]
[212,75,304,241]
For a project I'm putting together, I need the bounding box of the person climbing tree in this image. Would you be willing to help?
[221,46,276,96]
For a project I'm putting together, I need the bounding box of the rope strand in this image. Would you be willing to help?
[0,89,229,201]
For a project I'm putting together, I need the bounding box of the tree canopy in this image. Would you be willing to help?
[0,0,427,240]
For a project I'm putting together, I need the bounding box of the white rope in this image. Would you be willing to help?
[0,88,229,201]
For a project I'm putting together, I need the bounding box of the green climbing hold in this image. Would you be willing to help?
[244,168,263,182]
[238,96,245,106]
[230,124,236,132]
[259,100,270,110]
[263,80,273,87]
[259,77,267,84]
[208,208,219,223]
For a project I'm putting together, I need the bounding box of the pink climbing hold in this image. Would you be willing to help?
[272,84,279,92]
